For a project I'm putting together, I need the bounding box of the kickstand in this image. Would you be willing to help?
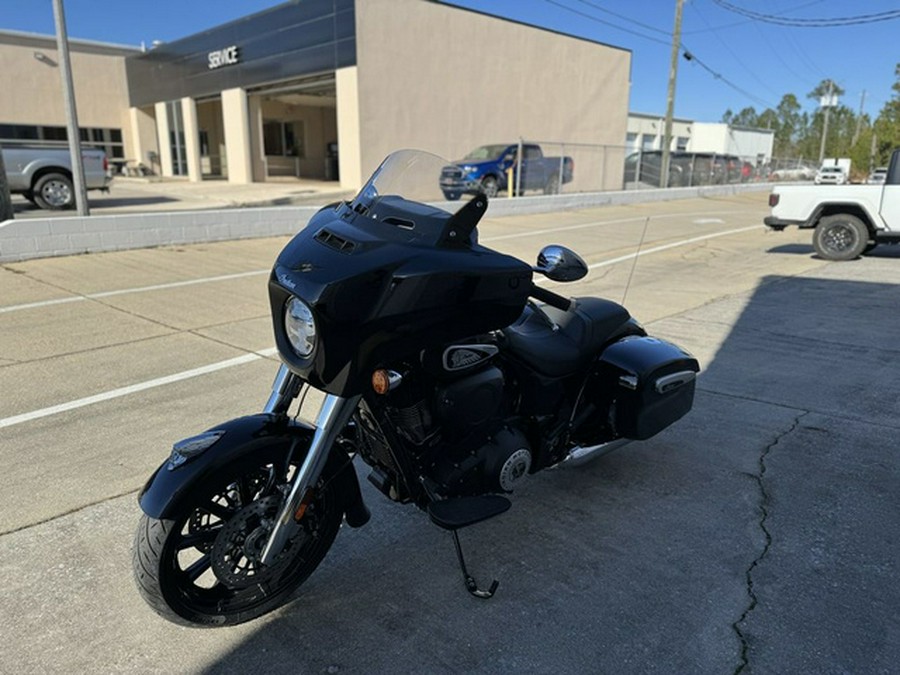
[451,530,499,599]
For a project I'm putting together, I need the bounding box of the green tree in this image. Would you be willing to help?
[873,63,900,165]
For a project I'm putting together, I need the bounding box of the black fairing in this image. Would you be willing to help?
[270,198,533,396]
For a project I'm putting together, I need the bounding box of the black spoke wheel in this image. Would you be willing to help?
[813,214,869,261]
[132,450,343,627]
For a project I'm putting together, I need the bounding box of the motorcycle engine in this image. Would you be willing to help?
[371,347,533,497]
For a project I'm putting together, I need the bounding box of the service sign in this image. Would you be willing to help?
[208,45,240,70]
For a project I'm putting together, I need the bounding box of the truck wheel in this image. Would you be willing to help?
[33,173,75,210]
[480,176,499,198]
[543,173,560,195]
[813,214,869,261]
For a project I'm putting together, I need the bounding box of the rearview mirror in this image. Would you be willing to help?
[534,245,588,282]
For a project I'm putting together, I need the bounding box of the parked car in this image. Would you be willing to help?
[2,145,110,209]
[765,149,900,260]
[814,166,848,185]
[440,143,574,199]
[868,167,888,184]
[623,150,693,187]
[771,166,816,181]
[624,150,743,188]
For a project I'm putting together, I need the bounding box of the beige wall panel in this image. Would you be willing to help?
[127,106,158,168]
[354,0,631,189]
[222,87,253,184]
[335,66,362,189]
[0,41,131,129]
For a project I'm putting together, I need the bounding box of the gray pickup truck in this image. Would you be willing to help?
[2,145,110,210]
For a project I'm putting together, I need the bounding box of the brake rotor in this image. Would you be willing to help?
[210,495,304,589]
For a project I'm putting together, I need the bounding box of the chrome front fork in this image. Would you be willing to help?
[260,365,360,566]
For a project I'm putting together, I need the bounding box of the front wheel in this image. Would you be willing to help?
[480,175,499,198]
[812,214,869,261]
[132,451,343,627]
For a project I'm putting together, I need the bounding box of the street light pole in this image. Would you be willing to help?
[660,0,685,189]
[0,141,13,222]
[817,80,835,166]
[52,0,90,216]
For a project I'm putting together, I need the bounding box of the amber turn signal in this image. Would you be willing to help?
[372,369,401,395]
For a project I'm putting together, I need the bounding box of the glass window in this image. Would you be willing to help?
[676,136,689,151]
[264,120,306,158]
[641,133,655,150]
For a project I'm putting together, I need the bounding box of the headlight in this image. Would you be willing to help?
[284,297,317,357]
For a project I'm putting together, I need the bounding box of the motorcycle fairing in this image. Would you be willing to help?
[138,414,367,526]
[269,200,533,396]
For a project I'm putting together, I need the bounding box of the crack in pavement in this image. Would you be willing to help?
[732,410,810,675]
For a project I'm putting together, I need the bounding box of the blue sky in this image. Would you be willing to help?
[2,0,898,123]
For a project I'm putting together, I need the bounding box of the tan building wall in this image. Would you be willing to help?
[0,31,138,156]
[354,0,631,190]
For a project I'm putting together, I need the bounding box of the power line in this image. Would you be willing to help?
[709,1,900,27]
[538,0,671,46]
[543,0,777,110]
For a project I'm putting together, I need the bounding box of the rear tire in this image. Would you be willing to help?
[132,451,343,627]
[33,172,75,210]
[813,214,869,261]
[543,173,560,195]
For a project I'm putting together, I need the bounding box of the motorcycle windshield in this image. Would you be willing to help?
[350,149,479,216]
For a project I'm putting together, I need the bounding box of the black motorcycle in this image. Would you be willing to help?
[132,150,699,627]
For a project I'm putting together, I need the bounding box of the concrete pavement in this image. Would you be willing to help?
[1,195,899,673]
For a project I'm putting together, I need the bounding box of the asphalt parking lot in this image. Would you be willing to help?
[1,193,898,673]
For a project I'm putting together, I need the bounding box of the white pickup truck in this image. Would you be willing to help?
[2,145,110,210]
[765,150,900,260]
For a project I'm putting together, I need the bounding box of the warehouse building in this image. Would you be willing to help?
[0,0,632,191]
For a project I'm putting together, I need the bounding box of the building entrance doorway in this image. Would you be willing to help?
[249,76,338,182]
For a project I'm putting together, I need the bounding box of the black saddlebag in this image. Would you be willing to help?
[596,336,699,441]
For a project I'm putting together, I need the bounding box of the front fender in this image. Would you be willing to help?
[138,414,368,526]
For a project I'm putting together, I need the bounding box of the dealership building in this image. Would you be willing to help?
[0,0,632,191]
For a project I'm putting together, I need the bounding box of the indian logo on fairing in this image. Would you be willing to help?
[442,344,499,372]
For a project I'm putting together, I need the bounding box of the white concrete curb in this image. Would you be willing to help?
[0,183,770,263]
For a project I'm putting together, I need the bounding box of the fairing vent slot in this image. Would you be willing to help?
[382,216,415,230]
[314,228,356,254]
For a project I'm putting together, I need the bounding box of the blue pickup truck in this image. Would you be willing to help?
[440,143,574,199]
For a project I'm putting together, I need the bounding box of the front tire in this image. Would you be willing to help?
[33,172,75,210]
[813,214,869,261]
[480,175,499,198]
[132,451,343,627]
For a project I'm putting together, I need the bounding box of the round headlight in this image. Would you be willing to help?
[284,297,317,358]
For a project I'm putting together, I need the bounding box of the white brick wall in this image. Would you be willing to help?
[0,184,769,263]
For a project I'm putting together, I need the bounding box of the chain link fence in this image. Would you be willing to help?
[482,140,817,197]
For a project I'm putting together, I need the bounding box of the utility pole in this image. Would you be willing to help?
[0,142,13,221]
[660,0,685,189]
[852,89,866,147]
[52,0,89,216]
[817,80,836,166]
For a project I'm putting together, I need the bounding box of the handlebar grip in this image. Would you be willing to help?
[530,284,572,311]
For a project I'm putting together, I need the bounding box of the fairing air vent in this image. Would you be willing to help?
[314,228,357,254]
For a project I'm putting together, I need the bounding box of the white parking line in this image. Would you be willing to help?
[0,348,278,430]
[0,223,763,430]
[0,270,269,314]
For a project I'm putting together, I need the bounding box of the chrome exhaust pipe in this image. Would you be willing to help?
[560,438,631,468]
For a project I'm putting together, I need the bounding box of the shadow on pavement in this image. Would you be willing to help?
[190,273,898,673]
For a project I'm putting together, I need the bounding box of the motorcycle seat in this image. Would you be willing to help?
[502,296,632,377]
